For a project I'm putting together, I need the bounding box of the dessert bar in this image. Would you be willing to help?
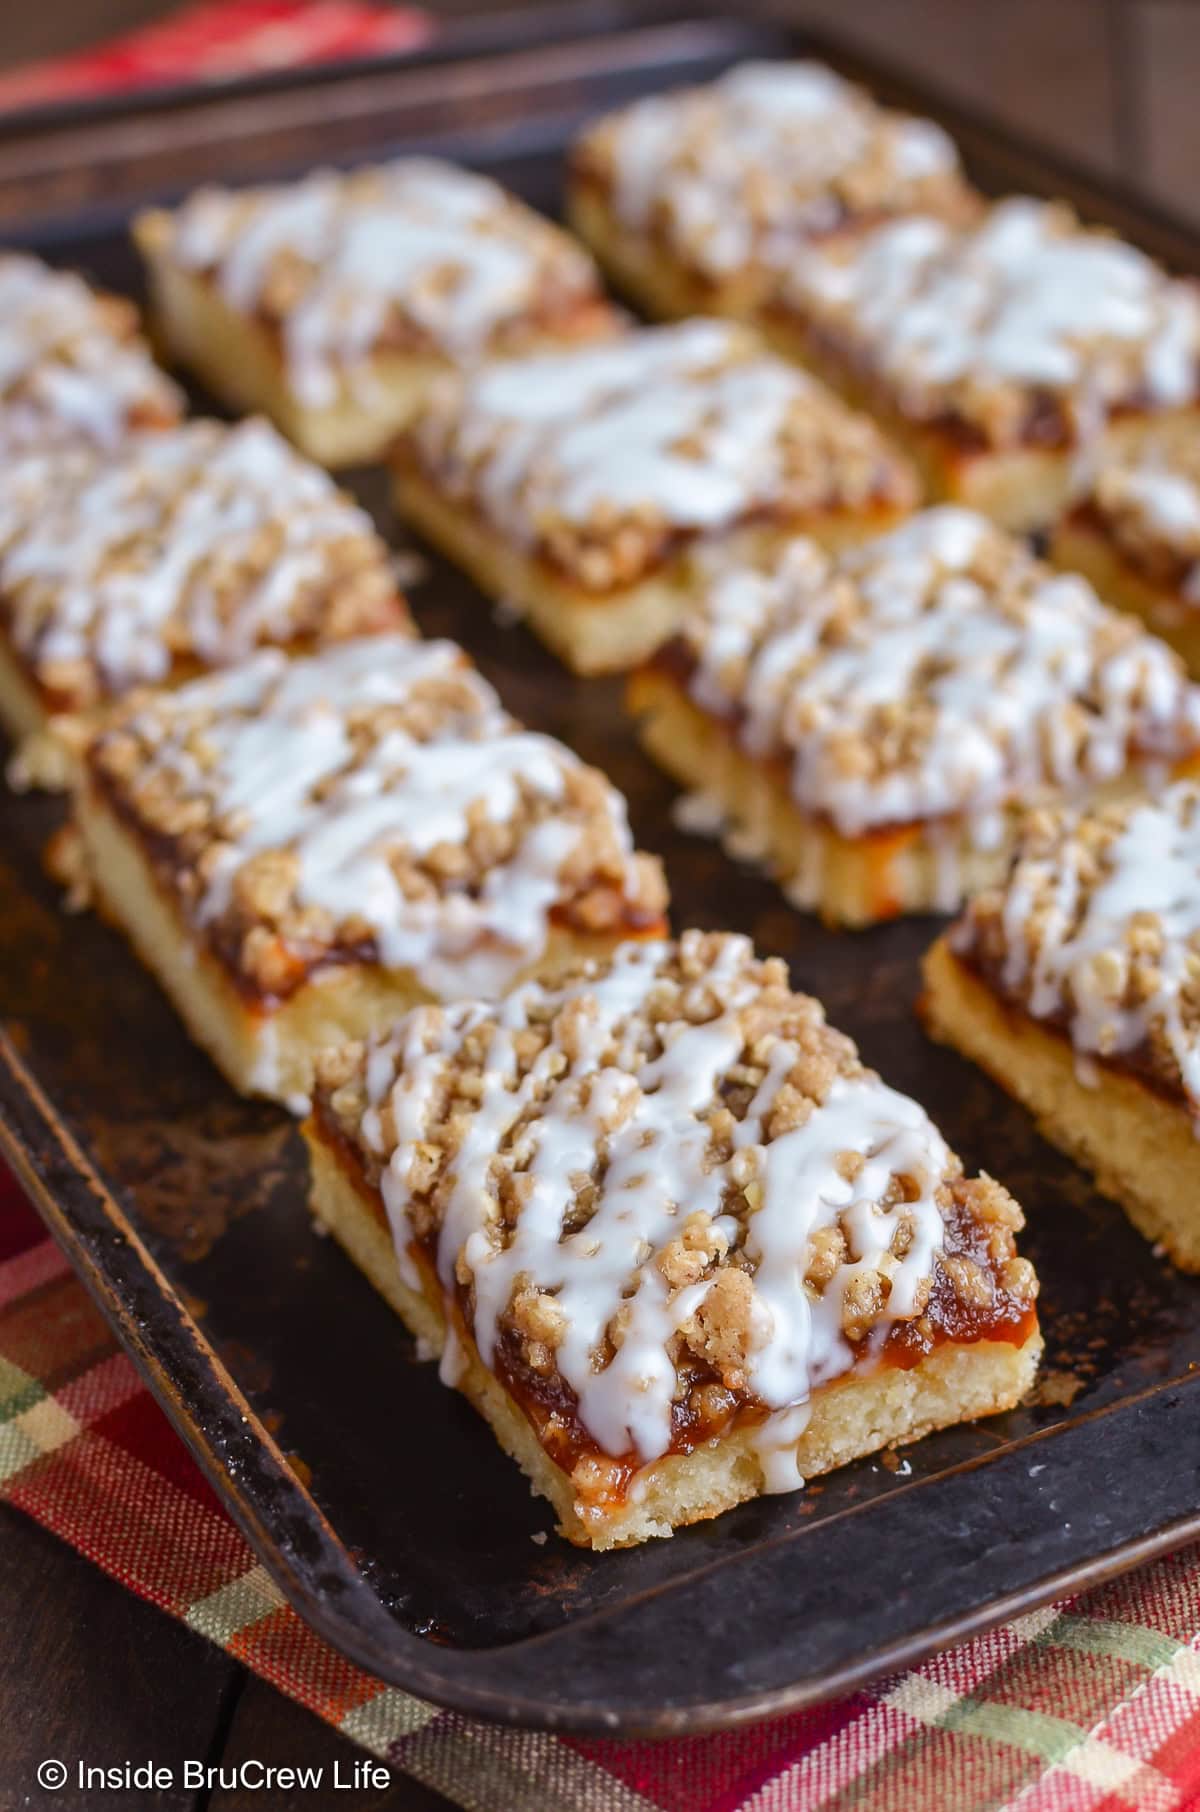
[0,417,412,788]
[0,252,181,457]
[305,932,1041,1547]
[391,319,918,674]
[772,199,1200,532]
[627,508,1200,924]
[74,636,667,1109]
[569,59,977,324]
[135,158,622,466]
[1052,424,1200,676]
[923,780,1200,1269]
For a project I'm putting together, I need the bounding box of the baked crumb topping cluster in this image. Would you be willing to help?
[316,931,1035,1482]
[673,507,1200,836]
[951,780,1200,1106]
[404,320,917,590]
[784,199,1200,449]
[0,253,181,456]
[574,60,973,281]
[1077,426,1200,596]
[153,158,618,408]
[0,418,409,713]
[88,636,665,1001]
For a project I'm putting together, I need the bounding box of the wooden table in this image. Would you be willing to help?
[3,1503,457,1809]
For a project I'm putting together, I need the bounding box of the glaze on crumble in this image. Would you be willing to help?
[404,320,917,591]
[783,199,1200,449]
[671,508,1200,836]
[315,931,1036,1486]
[0,253,181,455]
[950,780,1200,1107]
[153,159,618,408]
[0,418,409,713]
[573,61,974,281]
[87,636,666,1001]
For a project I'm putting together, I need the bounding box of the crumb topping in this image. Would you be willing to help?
[154,158,617,408]
[950,779,1200,1107]
[0,253,181,455]
[784,199,1200,447]
[674,507,1200,836]
[0,418,410,712]
[574,60,973,280]
[1076,424,1200,599]
[88,636,666,999]
[404,320,916,590]
[316,931,1035,1477]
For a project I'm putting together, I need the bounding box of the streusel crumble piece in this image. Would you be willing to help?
[305,931,1040,1547]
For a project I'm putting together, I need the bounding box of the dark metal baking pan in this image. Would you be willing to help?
[4,7,1200,1737]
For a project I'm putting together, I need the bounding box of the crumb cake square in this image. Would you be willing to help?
[627,507,1200,926]
[391,319,919,674]
[568,59,977,325]
[74,635,667,1109]
[1052,424,1200,677]
[0,417,412,790]
[771,199,1200,532]
[0,252,181,456]
[134,157,622,466]
[304,931,1041,1548]
[923,781,1200,1270]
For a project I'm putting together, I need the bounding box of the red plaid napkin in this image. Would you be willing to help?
[6,1165,1200,1812]
[0,0,432,111]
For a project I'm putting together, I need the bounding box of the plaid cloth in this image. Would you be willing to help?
[0,0,432,110]
[6,1169,1200,1812]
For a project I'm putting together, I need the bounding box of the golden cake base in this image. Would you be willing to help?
[921,936,1200,1271]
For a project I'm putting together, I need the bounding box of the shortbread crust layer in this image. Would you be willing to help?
[304,933,1040,1547]
[392,459,910,677]
[921,939,1200,1270]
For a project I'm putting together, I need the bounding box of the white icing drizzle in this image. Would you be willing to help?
[162,158,604,407]
[0,418,397,701]
[0,253,180,453]
[365,936,952,1470]
[412,320,892,548]
[956,780,1200,1111]
[681,507,1200,837]
[787,199,1200,440]
[582,60,962,279]
[113,636,643,998]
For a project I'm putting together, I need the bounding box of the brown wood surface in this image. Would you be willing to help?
[0,1503,457,1809]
